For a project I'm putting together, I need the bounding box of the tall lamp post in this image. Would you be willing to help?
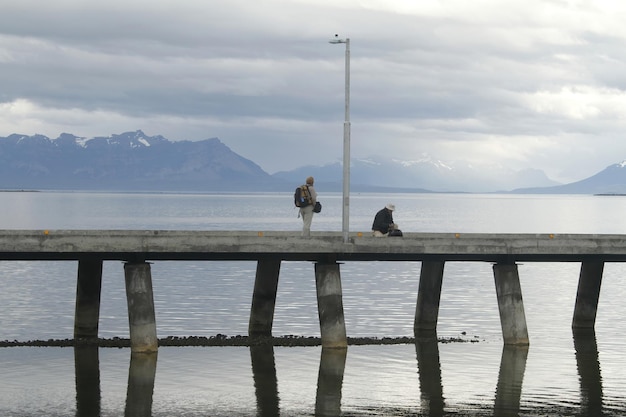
[329,35,351,243]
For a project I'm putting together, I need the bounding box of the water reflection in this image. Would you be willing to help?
[74,346,101,417]
[124,352,158,417]
[315,348,347,417]
[413,330,531,417]
[249,344,348,417]
[414,330,444,416]
[494,345,528,417]
[573,329,603,416]
[69,333,607,416]
[75,346,158,417]
[250,344,280,416]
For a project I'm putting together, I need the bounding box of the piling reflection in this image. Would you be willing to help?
[74,346,101,417]
[69,335,608,416]
[249,343,347,417]
[315,347,347,417]
[124,352,158,417]
[414,330,444,417]
[573,329,603,416]
[249,343,280,417]
[493,345,528,417]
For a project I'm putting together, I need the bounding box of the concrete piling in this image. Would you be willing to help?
[572,261,604,329]
[414,261,445,333]
[493,263,529,346]
[74,260,104,339]
[249,259,281,337]
[315,262,348,349]
[124,262,158,353]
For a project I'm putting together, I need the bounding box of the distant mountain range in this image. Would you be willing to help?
[273,156,559,193]
[0,131,282,191]
[511,161,626,194]
[1,130,625,194]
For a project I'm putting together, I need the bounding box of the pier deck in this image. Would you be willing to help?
[2,230,626,261]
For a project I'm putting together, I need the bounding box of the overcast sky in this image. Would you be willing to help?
[2,0,626,182]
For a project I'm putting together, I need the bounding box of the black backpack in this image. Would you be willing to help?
[294,185,312,207]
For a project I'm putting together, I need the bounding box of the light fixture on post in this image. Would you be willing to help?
[328,34,351,243]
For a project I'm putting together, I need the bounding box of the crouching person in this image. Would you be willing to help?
[372,203,398,237]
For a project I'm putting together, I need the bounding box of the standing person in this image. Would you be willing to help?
[372,203,397,237]
[299,176,317,237]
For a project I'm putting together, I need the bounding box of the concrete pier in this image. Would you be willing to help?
[315,263,348,349]
[0,230,623,348]
[493,263,529,346]
[124,262,158,353]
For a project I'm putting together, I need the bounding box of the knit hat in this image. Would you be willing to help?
[386,203,395,211]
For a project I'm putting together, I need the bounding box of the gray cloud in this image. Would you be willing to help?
[2,0,626,182]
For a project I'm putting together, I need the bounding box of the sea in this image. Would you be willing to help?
[1,191,626,416]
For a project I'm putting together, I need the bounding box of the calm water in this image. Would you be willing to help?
[1,191,626,416]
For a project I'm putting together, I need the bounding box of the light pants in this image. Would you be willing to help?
[372,223,398,237]
[300,205,314,236]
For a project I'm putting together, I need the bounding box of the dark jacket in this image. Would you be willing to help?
[372,208,394,234]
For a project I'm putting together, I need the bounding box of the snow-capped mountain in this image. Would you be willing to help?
[0,130,281,191]
[273,155,559,192]
[4,130,625,193]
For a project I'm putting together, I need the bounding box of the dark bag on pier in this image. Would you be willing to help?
[313,201,322,213]
[388,229,403,237]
